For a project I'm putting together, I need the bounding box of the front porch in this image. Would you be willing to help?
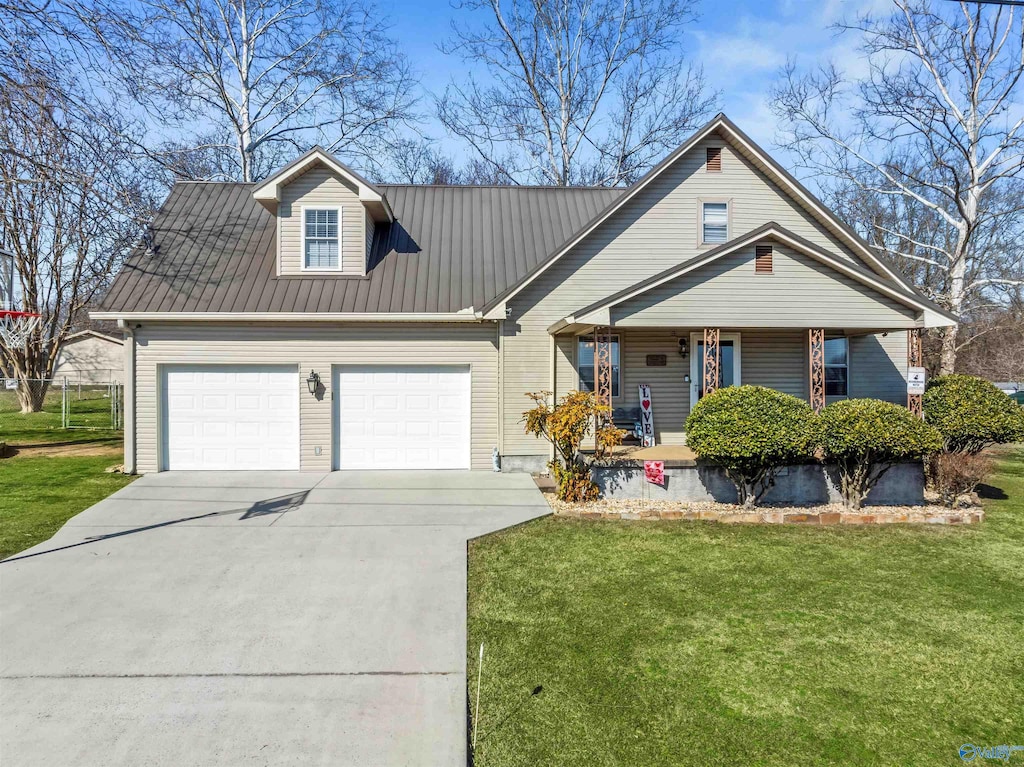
[561,325,924,449]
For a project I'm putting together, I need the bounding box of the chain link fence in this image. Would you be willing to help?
[0,377,123,446]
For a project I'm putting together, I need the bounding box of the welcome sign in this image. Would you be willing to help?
[638,384,655,447]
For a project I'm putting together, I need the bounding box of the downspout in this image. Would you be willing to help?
[495,319,504,471]
[118,319,137,474]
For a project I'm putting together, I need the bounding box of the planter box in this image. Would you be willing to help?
[591,461,926,506]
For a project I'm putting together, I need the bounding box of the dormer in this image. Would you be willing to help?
[252,147,392,277]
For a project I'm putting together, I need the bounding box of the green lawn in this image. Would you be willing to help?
[0,386,122,446]
[467,448,1024,766]
[0,453,135,559]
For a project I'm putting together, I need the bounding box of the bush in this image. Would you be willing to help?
[931,451,993,508]
[924,375,1024,454]
[685,385,815,508]
[817,399,943,510]
[523,390,625,502]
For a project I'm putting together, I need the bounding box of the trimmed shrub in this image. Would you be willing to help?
[685,385,815,508]
[931,451,993,508]
[924,375,1024,454]
[817,399,943,510]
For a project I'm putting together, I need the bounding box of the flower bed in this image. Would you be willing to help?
[545,495,983,525]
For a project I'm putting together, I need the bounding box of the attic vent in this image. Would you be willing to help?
[755,245,773,274]
[706,146,722,172]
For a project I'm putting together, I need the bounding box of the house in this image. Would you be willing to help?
[92,114,957,474]
[51,330,124,385]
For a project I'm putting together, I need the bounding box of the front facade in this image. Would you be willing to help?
[94,114,956,474]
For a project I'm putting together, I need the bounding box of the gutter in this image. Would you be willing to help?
[90,310,489,323]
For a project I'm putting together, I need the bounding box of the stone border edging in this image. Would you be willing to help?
[555,507,983,525]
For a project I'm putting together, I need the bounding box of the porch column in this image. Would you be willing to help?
[702,328,720,397]
[907,328,923,418]
[809,328,825,412]
[594,327,614,447]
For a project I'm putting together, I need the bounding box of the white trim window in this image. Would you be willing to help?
[304,208,340,269]
[702,202,729,244]
[824,336,849,396]
[578,334,621,398]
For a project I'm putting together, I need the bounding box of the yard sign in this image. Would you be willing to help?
[638,384,655,447]
[907,367,926,395]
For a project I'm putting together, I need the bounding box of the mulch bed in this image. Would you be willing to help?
[544,494,984,525]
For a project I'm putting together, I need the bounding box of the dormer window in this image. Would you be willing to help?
[304,208,339,270]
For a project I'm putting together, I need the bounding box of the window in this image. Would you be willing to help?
[304,208,339,269]
[578,335,620,398]
[755,244,773,274]
[706,146,722,172]
[824,336,848,396]
[702,202,728,244]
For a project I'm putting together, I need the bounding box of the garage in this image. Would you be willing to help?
[162,365,300,471]
[336,365,471,470]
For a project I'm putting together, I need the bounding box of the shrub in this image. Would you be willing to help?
[924,375,1024,454]
[523,390,625,502]
[817,399,943,510]
[684,385,815,508]
[931,451,993,508]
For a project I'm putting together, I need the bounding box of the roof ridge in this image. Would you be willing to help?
[379,183,622,190]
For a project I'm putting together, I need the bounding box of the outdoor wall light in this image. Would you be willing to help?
[306,370,321,395]
[678,338,688,358]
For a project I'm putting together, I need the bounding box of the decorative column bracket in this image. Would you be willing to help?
[809,328,825,413]
[703,328,720,397]
[908,328,923,419]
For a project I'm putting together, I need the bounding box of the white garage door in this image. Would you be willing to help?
[163,365,300,471]
[336,365,471,470]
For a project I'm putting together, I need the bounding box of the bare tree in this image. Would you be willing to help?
[772,0,1024,374]
[0,63,141,411]
[80,0,418,182]
[438,0,716,186]
[386,139,464,185]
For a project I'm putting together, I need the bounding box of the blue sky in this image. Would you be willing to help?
[385,0,890,157]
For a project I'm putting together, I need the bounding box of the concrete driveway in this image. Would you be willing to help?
[0,471,549,766]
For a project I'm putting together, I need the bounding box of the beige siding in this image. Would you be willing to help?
[612,246,917,328]
[53,336,124,384]
[133,322,498,472]
[278,167,366,275]
[851,331,908,404]
[501,129,919,457]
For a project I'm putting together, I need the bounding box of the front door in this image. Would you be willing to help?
[689,332,741,401]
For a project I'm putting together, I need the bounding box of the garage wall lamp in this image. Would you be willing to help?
[678,338,688,359]
[306,370,321,395]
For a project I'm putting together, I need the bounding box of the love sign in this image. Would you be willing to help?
[638,384,655,447]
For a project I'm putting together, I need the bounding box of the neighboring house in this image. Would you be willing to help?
[993,382,1024,405]
[51,330,124,384]
[93,114,957,474]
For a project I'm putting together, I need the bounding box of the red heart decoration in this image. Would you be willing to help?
[642,399,651,410]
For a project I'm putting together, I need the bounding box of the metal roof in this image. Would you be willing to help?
[100,182,622,314]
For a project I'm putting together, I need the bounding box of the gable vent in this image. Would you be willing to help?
[755,245,773,274]
[706,146,722,172]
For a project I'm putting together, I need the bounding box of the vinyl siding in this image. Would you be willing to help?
[53,337,124,384]
[611,246,917,328]
[132,322,498,472]
[278,167,366,276]
[501,130,919,457]
[850,331,908,403]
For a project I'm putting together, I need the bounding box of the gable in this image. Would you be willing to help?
[486,114,918,320]
[507,129,878,324]
[610,243,918,329]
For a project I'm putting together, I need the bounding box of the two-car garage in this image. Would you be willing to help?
[161,363,473,472]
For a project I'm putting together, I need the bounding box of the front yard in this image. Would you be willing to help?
[467,447,1024,766]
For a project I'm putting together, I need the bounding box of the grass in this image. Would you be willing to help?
[0,386,122,446]
[467,448,1024,767]
[0,452,135,560]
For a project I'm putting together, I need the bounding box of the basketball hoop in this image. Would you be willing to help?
[0,310,41,349]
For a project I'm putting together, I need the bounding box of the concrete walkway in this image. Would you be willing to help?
[0,471,550,766]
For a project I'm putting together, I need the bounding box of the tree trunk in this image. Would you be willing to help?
[16,377,49,413]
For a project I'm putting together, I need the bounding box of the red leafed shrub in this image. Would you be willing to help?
[931,451,993,508]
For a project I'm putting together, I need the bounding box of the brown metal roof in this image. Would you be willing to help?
[100,182,622,314]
